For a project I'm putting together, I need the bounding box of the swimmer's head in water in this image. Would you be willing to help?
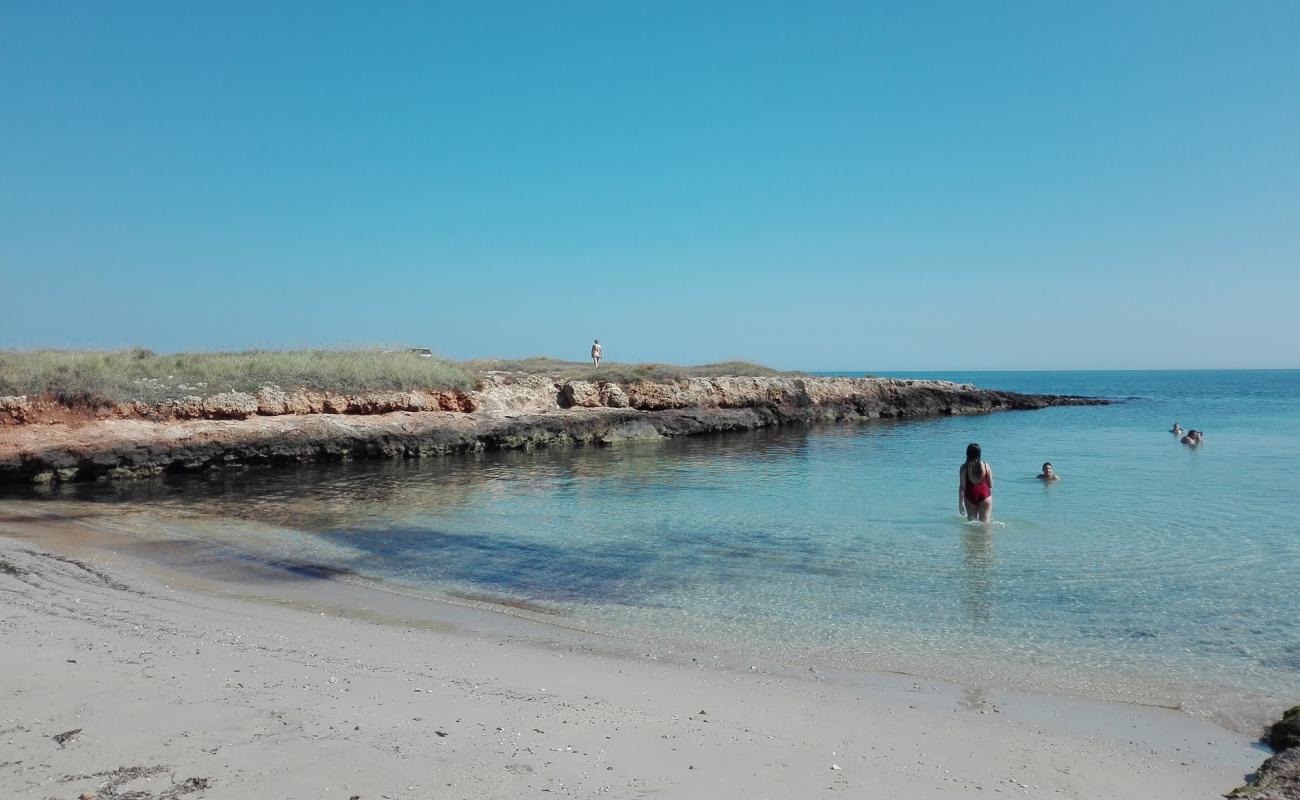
[965,443,981,464]
[1042,462,1052,471]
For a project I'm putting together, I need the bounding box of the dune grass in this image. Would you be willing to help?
[0,349,476,404]
[0,349,790,404]
[464,357,791,384]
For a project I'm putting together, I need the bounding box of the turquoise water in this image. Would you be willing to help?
[12,370,1300,727]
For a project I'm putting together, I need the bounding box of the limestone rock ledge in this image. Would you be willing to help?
[0,374,1106,484]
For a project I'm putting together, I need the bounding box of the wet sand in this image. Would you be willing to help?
[0,509,1262,799]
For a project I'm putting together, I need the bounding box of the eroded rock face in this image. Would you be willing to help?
[158,396,206,420]
[96,387,478,421]
[255,387,291,415]
[2,374,1098,428]
[552,381,637,409]
[471,373,561,414]
[547,376,1085,419]
[0,374,1106,484]
[112,401,151,419]
[285,390,323,415]
[203,392,259,419]
[599,383,629,408]
[441,392,476,412]
[558,381,602,408]
[0,396,33,425]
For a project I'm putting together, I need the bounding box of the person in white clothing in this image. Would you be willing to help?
[590,339,602,367]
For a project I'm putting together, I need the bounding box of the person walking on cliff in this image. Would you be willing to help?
[591,339,602,367]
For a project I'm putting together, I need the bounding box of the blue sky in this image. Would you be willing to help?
[2,2,1297,370]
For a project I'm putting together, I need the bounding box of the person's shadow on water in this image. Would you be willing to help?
[961,527,994,625]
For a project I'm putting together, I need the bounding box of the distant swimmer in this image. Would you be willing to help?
[959,443,994,525]
[1171,422,1183,435]
[1181,429,1203,446]
[590,339,602,367]
[1036,462,1060,482]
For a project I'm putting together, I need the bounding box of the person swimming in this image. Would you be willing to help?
[1036,462,1060,481]
[1171,422,1183,435]
[1181,429,1203,446]
[959,443,994,524]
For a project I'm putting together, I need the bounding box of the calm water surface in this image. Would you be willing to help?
[11,370,1300,728]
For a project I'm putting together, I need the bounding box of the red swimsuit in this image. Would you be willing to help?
[964,463,992,505]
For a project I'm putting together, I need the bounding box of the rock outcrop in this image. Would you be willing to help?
[1229,706,1300,799]
[0,395,33,424]
[1270,706,1300,752]
[0,374,1106,484]
[1230,746,1300,799]
[2,388,477,426]
[132,387,476,420]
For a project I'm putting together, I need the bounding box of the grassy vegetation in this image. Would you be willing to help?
[464,357,791,384]
[0,349,476,404]
[0,349,790,404]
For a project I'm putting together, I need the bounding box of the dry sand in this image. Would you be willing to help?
[0,512,1262,800]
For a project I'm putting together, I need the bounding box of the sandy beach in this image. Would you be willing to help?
[7,0,1297,795]
[0,509,1262,800]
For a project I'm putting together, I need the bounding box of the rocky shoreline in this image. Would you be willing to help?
[1230,706,1300,799]
[0,374,1106,485]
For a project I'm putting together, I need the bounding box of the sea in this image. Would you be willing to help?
[7,370,1299,730]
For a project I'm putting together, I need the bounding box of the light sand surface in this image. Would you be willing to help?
[0,521,1262,800]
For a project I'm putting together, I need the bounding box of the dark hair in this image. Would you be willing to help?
[965,443,981,464]
[1042,462,1052,470]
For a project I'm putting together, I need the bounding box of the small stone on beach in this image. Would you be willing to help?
[53,728,82,747]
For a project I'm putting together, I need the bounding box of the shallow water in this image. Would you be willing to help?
[8,370,1300,728]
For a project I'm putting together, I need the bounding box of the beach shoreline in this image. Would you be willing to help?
[0,509,1263,799]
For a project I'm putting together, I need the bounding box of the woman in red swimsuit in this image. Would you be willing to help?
[959,442,994,524]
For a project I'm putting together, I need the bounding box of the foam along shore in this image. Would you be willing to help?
[0,509,1259,800]
[0,374,1105,483]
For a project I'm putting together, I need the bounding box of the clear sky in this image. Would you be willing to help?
[2,2,1297,370]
